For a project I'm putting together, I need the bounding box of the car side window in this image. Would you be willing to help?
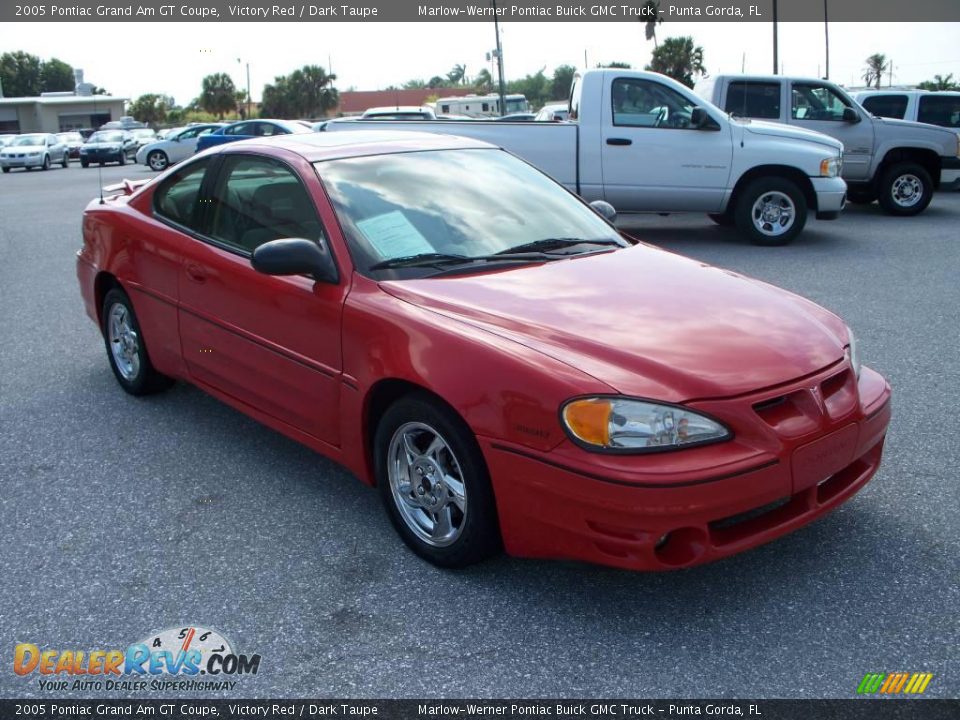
[569,74,582,121]
[860,94,908,119]
[612,78,698,129]
[224,123,250,136]
[791,83,854,121]
[726,81,781,119]
[208,155,325,255]
[178,127,201,140]
[153,158,212,232]
[917,95,960,128]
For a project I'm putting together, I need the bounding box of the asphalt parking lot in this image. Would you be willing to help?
[1,162,957,700]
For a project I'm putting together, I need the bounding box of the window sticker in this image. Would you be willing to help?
[356,210,434,259]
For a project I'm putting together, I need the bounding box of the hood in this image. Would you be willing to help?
[84,141,123,149]
[738,118,843,151]
[874,116,958,139]
[380,246,848,402]
[2,144,44,153]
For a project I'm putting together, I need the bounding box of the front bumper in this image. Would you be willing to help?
[940,157,960,190]
[482,363,891,571]
[811,175,847,216]
[81,149,123,163]
[1,155,43,168]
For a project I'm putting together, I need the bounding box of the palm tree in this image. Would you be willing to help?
[917,73,959,91]
[645,36,706,88]
[642,1,661,48]
[288,65,338,118]
[447,64,467,85]
[862,53,889,89]
[474,68,493,93]
[199,73,237,119]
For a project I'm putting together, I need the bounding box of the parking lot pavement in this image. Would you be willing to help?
[0,163,957,699]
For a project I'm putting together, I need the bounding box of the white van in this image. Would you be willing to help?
[852,90,960,131]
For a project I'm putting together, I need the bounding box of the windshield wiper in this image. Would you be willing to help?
[494,237,624,255]
[369,251,556,271]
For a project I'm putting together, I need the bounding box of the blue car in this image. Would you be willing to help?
[195,119,313,153]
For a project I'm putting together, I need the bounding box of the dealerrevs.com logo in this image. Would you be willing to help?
[14,626,261,692]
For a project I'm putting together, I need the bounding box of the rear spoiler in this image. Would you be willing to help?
[102,178,151,196]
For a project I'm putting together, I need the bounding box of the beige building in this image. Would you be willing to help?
[0,95,127,134]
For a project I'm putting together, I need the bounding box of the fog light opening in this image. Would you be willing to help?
[654,526,708,567]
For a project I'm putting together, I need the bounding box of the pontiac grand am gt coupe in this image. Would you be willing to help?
[76,131,891,570]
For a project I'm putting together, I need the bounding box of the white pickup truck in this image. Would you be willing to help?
[324,69,847,246]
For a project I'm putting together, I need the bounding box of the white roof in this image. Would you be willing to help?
[0,95,127,105]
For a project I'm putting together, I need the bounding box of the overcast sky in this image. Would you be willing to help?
[11,21,960,104]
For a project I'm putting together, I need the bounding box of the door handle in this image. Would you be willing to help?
[185,263,207,283]
[606,138,632,146]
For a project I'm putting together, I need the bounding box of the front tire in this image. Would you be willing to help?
[61,154,69,168]
[877,162,933,216]
[147,150,169,171]
[80,159,89,168]
[375,394,501,568]
[41,155,50,171]
[117,152,126,166]
[101,287,174,396]
[735,177,807,246]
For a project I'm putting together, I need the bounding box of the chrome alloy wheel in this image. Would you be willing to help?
[387,422,468,547]
[751,190,796,237]
[107,302,140,381]
[890,173,923,208]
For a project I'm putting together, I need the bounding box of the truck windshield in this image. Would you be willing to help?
[318,148,624,279]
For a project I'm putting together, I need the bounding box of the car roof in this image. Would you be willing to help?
[216,130,496,162]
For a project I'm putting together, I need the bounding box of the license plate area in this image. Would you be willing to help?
[791,423,859,493]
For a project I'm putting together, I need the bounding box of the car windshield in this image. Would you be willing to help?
[319,148,625,279]
[88,131,124,143]
[12,135,46,146]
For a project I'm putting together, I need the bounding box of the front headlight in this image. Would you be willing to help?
[819,155,842,177]
[847,328,862,380]
[561,397,732,453]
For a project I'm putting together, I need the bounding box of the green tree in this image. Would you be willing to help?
[645,36,706,88]
[0,51,43,97]
[550,65,576,100]
[642,0,662,48]
[447,64,467,85]
[199,73,238,119]
[862,53,889,89]
[506,68,552,108]
[260,77,293,118]
[261,65,338,118]
[917,73,959,91]
[427,76,449,88]
[40,58,75,92]
[402,79,428,89]
[129,93,174,125]
[597,61,633,69]
[473,68,493,93]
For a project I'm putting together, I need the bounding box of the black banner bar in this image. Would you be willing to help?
[1,700,959,720]
[4,0,960,23]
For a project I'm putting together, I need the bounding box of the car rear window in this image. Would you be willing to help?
[726,82,781,119]
[860,94,908,119]
[917,95,960,128]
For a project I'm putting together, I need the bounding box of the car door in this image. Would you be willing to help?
[788,81,875,182]
[176,152,348,446]
[167,126,206,162]
[599,76,733,212]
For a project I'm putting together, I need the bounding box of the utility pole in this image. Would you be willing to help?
[824,0,830,78]
[492,0,507,116]
[237,58,251,119]
[772,0,779,74]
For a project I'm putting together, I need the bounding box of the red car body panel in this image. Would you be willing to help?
[76,133,892,571]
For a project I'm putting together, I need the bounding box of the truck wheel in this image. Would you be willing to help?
[708,211,734,227]
[847,189,877,205]
[735,178,807,246]
[877,162,933,216]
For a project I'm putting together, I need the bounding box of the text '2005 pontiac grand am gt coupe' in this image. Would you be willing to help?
[76,131,892,571]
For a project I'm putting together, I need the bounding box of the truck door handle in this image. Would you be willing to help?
[185,263,207,283]
[606,138,632,146]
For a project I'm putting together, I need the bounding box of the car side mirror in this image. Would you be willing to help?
[690,106,719,130]
[842,107,860,123]
[251,237,339,283]
[590,200,617,223]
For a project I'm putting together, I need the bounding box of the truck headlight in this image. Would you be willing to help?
[820,156,842,177]
[847,328,862,380]
[561,397,732,453]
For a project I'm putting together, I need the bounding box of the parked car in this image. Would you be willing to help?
[494,113,536,121]
[195,119,313,152]
[326,69,848,245]
[76,131,891,571]
[56,131,85,160]
[535,103,570,122]
[129,127,158,149]
[100,116,146,130]
[80,130,137,167]
[696,75,960,212]
[361,106,437,120]
[136,123,224,171]
[852,90,960,130]
[0,133,69,172]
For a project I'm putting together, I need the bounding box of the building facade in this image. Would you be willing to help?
[0,95,127,134]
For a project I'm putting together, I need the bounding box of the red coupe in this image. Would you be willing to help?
[76,131,892,570]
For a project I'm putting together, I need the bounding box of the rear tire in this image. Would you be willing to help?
[734,177,807,246]
[1,167,8,173]
[146,150,169,171]
[877,162,933,216]
[375,394,501,568]
[101,287,174,396]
